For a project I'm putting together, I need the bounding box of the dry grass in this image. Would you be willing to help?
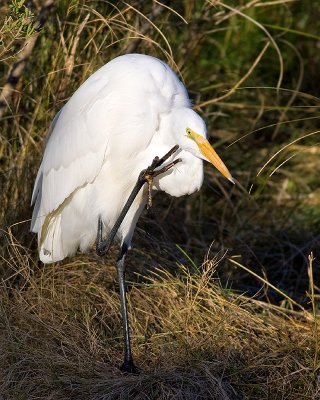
[1,232,318,399]
[1,0,320,399]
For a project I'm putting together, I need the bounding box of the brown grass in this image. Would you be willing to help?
[1,1,319,399]
[1,229,318,399]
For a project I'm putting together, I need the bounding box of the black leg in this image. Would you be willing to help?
[116,243,140,374]
[96,145,181,374]
[96,177,145,256]
[96,145,181,256]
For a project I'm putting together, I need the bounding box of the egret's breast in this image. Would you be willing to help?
[154,151,204,197]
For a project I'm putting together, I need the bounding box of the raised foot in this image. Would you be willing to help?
[140,144,182,208]
[120,360,141,375]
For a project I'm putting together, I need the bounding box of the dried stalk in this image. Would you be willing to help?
[0,0,55,119]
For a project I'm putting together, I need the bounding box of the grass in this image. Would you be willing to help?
[1,0,319,398]
[1,237,318,399]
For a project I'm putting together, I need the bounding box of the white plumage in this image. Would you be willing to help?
[31,54,232,263]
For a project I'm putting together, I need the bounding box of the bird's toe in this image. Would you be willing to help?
[120,360,141,375]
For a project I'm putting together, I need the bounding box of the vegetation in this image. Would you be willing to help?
[0,1,319,399]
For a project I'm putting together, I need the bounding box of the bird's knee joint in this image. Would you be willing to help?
[96,247,104,257]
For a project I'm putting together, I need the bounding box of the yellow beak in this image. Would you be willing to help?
[187,128,234,183]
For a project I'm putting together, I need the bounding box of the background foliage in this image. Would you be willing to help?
[0,1,319,399]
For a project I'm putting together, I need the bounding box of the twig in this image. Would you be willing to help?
[257,130,320,176]
[307,253,319,372]
[58,13,90,100]
[194,41,270,110]
[124,1,168,54]
[229,257,306,311]
[0,0,55,119]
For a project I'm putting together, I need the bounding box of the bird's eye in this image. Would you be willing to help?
[186,128,191,136]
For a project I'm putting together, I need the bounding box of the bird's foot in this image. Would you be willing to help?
[120,359,141,375]
[140,145,182,209]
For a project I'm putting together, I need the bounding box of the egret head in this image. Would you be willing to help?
[173,108,234,183]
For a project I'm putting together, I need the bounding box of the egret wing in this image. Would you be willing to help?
[31,72,114,232]
[31,54,190,236]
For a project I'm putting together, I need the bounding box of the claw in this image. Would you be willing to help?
[120,360,141,375]
[145,175,153,209]
[142,145,181,209]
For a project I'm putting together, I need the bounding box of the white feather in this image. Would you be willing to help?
[31,54,231,263]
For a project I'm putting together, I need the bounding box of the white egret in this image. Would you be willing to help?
[31,53,233,373]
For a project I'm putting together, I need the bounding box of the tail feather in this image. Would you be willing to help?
[39,214,65,263]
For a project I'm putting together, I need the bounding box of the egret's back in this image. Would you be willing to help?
[31,54,193,263]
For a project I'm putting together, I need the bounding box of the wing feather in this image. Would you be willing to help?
[31,54,190,242]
